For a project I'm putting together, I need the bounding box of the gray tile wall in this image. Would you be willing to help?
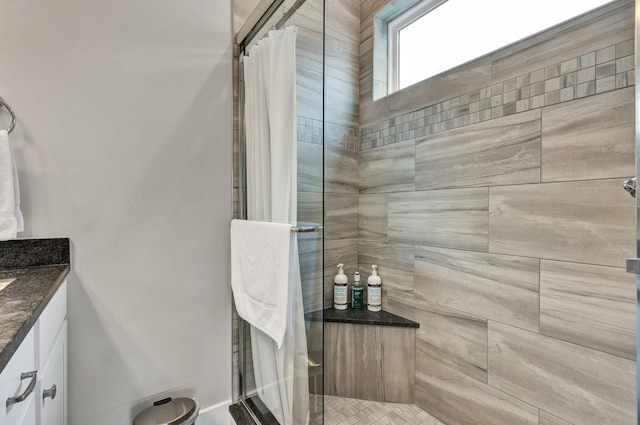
[234,0,636,423]
[322,0,362,310]
[357,1,637,424]
[359,39,634,151]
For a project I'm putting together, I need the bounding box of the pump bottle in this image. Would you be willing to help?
[367,265,382,312]
[334,263,348,310]
[351,271,364,310]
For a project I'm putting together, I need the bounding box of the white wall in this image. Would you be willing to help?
[0,0,232,423]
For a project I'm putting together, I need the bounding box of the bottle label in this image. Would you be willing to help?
[334,286,347,304]
[368,286,381,306]
[351,287,364,309]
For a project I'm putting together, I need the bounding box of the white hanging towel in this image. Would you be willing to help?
[230,219,292,348]
[0,130,23,240]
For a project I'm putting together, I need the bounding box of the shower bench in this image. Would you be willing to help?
[307,308,419,404]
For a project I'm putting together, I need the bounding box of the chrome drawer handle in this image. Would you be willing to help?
[43,384,57,400]
[6,371,37,407]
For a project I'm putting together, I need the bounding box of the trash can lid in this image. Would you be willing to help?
[133,397,198,425]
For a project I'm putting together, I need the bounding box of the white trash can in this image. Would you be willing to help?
[133,397,199,425]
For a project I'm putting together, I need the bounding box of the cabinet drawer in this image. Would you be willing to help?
[37,281,67,370]
[0,327,36,425]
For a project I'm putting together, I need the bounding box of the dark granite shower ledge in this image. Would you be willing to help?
[306,307,419,328]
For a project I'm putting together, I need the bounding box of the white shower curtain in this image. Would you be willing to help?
[243,26,309,425]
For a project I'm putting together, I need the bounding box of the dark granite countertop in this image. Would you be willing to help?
[0,238,70,374]
[306,307,419,328]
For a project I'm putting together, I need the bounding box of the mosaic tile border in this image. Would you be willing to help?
[298,116,360,152]
[360,39,635,151]
[298,116,323,145]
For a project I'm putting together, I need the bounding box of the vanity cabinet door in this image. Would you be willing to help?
[18,399,36,425]
[0,328,37,425]
[38,282,67,370]
[37,322,66,425]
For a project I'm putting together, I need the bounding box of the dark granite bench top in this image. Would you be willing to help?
[306,307,419,328]
[0,238,70,374]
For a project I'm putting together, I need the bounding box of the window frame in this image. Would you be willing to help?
[386,0,614,95]
[387,0,447,94]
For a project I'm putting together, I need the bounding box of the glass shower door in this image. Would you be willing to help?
[236,0,325,423]
[633,2,640,422]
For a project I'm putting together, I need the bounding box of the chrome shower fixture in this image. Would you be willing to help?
[623,177,636,198]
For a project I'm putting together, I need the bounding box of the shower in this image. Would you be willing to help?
[232,0,639,424]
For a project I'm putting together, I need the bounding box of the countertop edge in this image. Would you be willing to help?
[0,265,70,374]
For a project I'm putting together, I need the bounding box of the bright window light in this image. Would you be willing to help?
[391,0,614,91]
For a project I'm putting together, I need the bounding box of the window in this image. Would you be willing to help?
[387,0,615,93]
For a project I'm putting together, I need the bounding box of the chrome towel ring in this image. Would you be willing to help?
[0,97,16,134]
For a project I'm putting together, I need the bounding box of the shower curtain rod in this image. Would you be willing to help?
[237,0,308,52]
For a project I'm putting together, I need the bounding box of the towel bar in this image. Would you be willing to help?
[291,225,323,233]
[0,97,16,134]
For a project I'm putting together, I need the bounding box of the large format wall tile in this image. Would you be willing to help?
[327,0,359,43]
[325,146,359,193]
[388,188,489,251]
[359,140,415,193]
[416,110,541,190]
[326,0,360,84]
[298,141,324,193]
[541,87,634,182]
[360,0,388,25]
[325,194,358,240]
[540,260,635,360]
[489,180,635,267]
[415,356,538,425]
[360,82,391,126]
[388,294,488,382]
[298,191,323,228]
[415,246,539,331]
[327,75,360,127]
[358,194,388,240]
[358,240,414,303]
[324,239,359,307]
[388,56,492,118]
[297,65,324,121]
[539,411,574,425]
[488,322,636,425]
[294,19,323,71]
[491,0,633,82]
[299,238,323,313]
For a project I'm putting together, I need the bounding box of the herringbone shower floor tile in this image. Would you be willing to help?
[319,395,444,425]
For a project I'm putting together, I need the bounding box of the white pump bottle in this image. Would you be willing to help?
[334,263,348,310]
[367,264,382,312]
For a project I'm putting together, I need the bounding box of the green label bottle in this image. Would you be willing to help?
[351,271,364,310]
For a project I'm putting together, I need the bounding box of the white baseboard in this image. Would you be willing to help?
[197,399,233,425]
